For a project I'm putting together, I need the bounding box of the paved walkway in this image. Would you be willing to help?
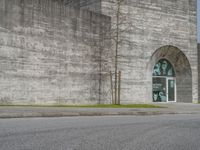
[0,103,200,118]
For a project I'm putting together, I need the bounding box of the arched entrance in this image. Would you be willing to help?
[149,45,192,103]
[152,59,176,102]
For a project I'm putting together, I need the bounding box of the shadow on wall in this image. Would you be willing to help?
[147,45,192,103]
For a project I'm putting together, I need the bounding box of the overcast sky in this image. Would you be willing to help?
[198,0,200,42]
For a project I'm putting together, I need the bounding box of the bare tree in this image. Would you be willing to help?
[110,0,131,104]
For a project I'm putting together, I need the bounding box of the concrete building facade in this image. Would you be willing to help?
[101,0,198,103]
[198,43,200,102]
[0,0,111,105]
[0,0,198,105]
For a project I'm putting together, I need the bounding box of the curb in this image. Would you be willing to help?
[0,111,199,119]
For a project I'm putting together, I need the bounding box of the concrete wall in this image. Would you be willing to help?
[64,0,101,13]
[0,0,111,104]
[198,43,200,101]
[101,0,198,103]
[0,0,197,105]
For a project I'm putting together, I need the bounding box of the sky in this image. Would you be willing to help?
[198,0,200,42]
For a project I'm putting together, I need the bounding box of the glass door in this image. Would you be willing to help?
[167,78,176,102]
[153,77,167,102]
[152,59,176,103]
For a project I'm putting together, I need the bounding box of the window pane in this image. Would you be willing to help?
[153,77,167,102]
[153,59,175,77]
[168,79,175,101]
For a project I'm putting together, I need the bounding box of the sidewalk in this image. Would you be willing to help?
[0,103,200,118]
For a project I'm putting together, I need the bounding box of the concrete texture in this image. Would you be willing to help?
[198,43,200,101]
[64,0,101,13]
[101,0,198,103]
[0,0,198,105]
[0,0,111,105]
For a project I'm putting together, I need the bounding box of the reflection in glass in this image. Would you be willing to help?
[153,77,167,102]
[152,59,175,102]
[153,59,175,77]
[168,79,175,101]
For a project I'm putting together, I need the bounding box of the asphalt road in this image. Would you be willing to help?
[0,114,200,150]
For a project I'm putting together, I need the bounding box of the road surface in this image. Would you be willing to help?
[0,114,200,150]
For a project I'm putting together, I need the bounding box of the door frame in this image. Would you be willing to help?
[166,77,176,102]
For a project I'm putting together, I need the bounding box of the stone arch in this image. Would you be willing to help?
[147,45,192,103]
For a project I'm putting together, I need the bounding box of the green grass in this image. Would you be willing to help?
[0,104,164,108]
[71,104,163,108]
